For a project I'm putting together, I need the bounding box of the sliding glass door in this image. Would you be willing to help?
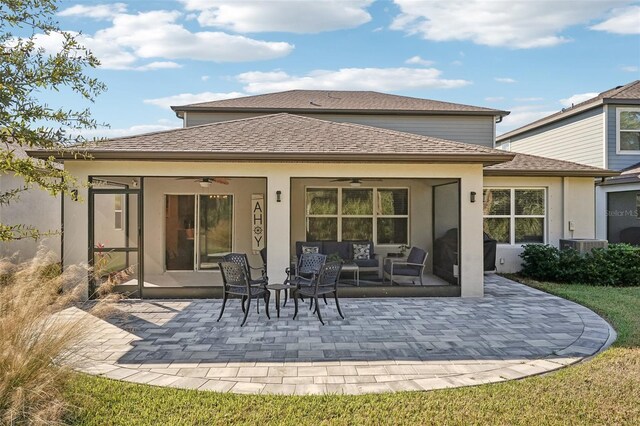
[164,194,233,271]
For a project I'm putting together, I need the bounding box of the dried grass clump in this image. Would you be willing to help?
[0,248,119,425]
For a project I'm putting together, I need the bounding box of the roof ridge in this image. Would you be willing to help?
[603,79,640,99]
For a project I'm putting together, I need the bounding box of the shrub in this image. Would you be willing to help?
[519,243,640,287]
[0,249,118,424]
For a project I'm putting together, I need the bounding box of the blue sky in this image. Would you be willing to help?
[41,0,640,137]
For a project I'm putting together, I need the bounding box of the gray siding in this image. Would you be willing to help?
[185,111,496,147]
[606,104,640,171]
[504,107,605,168]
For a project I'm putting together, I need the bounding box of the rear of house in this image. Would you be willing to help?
[29,90,614,299]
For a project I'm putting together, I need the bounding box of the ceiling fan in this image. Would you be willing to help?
[330,178,382,187]
[177,177,230,188]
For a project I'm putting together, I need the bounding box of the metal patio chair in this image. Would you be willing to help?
[217,261,270,327]
[293,261,344,325]
[284,253,326,306]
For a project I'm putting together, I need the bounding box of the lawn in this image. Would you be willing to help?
[65,281,640,425]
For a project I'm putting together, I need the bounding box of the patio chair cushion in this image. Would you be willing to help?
[352,243,371,260]
[302,245,320,254]
[407,247,427,266]
[383,264,421,276]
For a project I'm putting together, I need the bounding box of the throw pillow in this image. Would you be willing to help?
[302,245,320,254]
[352,243,370,260]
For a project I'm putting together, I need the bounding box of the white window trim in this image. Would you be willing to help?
[305,186,410,246]
[616,107,640,155]
[483,187,547,246]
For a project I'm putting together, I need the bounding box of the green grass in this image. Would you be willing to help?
[65,280,640,425]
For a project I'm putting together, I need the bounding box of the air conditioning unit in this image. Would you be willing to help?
[559,239,608,254]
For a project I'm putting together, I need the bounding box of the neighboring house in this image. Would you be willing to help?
[0,145,61,261]
[496,80,640,244]
[29,90,614,299]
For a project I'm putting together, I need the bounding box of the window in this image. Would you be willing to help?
[305,187,409,244]
[114,194,123,230]
[483,188,546,245]
[617,108,640,153]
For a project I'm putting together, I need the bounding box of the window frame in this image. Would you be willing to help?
[616,107,640,155]
[114,194,124,230]
[483,187,547,245]
[305,186,410,245]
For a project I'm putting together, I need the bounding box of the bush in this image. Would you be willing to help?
[520,243,640,286]
[0,249,118,424]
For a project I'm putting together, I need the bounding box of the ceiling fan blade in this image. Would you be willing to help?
[212,178,230,185]
[330,178,352,182]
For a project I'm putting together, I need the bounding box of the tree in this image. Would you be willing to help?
[0,0,105,241]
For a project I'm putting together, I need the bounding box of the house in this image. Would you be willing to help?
[28,90,615,299]
[496,80,640,244]
[0,144,61,262]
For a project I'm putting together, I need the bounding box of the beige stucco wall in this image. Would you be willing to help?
[0,174,61,262]
[63,161,485,297]
[483,176,596,273]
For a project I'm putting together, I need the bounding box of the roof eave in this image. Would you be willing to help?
[483,169,619,177]
[28,150,515,165]
[170,106,509,117]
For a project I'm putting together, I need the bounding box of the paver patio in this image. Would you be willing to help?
[67,275,615,395]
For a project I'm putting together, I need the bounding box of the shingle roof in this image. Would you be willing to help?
[498,80,640,141]
[600,161,640,184]
[31,113,513,164]
[484,152,618,177]
[172,90,508,116]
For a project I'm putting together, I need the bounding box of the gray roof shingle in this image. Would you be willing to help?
[58,113,512,163]
[484,152,618,177]
[172,90,508,116]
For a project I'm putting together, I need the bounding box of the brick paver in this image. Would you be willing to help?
[65,276,614,395]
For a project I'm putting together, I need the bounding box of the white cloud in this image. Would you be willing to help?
[484,96,505,102]
[405,55,435,66]
[80,123,181,139]
[497,106,558,134]
[59,3,127,20]
[391,0,630,48]
[235,67,470,93]
[495,77,516,83]
[180,0,373,33]
[559,92,598,108]
[201,75,210,81]
[143,91,246,108]
[45,8,294,70]
[591,5,640,34]
[621,65,639,72]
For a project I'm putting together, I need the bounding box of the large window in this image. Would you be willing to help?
[306,187,409,244]
[483,188,546,245]
[617,108,640,153]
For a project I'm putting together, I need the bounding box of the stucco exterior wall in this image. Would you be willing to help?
[483,176,596,273]
[185,111,496,147]
[0,174,61,262]
[63,161,485,297]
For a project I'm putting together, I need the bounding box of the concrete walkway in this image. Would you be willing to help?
[69,276,614,395]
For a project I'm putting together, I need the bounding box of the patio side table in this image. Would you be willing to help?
[340,262,360,286]
[266,283,297,318]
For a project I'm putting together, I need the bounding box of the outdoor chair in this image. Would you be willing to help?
[217,261,270,327]
[382,246,428,286]
[284,253,326,306]
[293,261,344,325]
[222,253,268,313]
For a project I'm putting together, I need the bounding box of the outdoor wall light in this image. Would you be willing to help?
[470,191,476,203]
[276,190,282,202]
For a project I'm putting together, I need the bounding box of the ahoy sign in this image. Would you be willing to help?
[251,194,265,252]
